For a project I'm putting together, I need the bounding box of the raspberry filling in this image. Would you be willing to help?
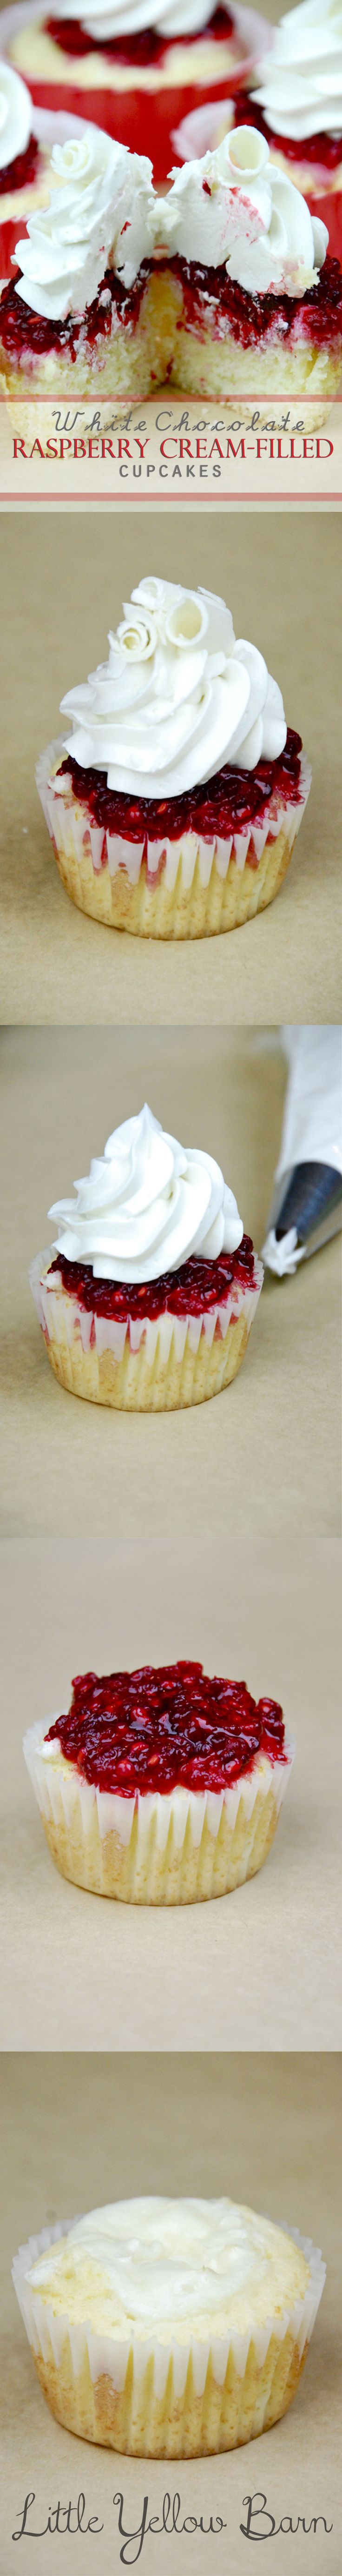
[228,88,342,175]
[0,258,151,359]
[0,134,39,195]
[47,1235,258,1320]
[172,250,342,346]
[45,7,234,65]
[56,728,303,847]
[45,1660,285,1795]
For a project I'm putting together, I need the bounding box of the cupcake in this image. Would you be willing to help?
[13,2195,325,2455]
[0,122,171,408]
[36,576,311,939]
[0,62,53,280]
[253,0,342,266]
[3,0,269,187]
[164,124,342,420]
[176,0,342,263]
[23,1662,295,1902]
[29,1101,263,1411]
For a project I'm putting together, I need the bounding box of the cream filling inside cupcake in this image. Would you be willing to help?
[10,25,244,92]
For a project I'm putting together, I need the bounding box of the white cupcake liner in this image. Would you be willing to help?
[37,740,310,897]
[12,2217,325,2405]
[29,1248,263,1370]
[23,1714,295,1857]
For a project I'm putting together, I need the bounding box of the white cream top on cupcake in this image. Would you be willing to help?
[48,1102,243,1281]
[25,2196,310,2341]
[0,63,32,172]
[44,0,258,49]
[13,122,157,318]
[255,0,342,146]
[165,125,328,294]
[60,576,287,796]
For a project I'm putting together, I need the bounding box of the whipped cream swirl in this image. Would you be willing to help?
[28,2197,294,2331]
[0,62,31,172]
[61,575,286,796]
[166,125,328,293]
[48,1103,243,1283]
[255,0,342,145]
[55,0,247,50]
[14,123,156,318]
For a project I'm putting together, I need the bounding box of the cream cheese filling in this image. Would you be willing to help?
[26,2196,310,2341]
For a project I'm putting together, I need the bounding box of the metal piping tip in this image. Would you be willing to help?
[262,1159,342,1277]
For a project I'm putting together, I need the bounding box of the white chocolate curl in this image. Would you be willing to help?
[13,122,157,318]
[165,124,328,292]
[60,575,287,795]
[255,0,342,145]
[48,1102,243,1282]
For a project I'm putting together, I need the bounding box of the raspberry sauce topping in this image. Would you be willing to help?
[45,7,233,63]
[173,250,342,346]
[0,259,151,359]
[48,1235,258,1320]
[228,87,342,174]
[46,1661,285,1796]
[56,728,303,846]
[0,134,39,196]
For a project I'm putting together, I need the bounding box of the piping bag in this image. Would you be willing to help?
[262,1026,342,1277]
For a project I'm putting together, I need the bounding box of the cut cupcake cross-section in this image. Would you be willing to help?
[29,1100,264,1410]
[164,123,342,418]
[24,1659,295,1901]
[0,117,172,401]
[37,575,312,938]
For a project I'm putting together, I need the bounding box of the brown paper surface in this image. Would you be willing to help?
[1,1530,341,2053]
[1,514,342,1026]
[1,2054,341,2576]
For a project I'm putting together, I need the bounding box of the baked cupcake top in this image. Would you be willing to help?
[165,122,329,293]
[254,0,342,148]
[59,576,287,798]
[24,2197,310,2342]
[47,1101,244,1281]
[41,1661,286,1795]
[11,120,157,318]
